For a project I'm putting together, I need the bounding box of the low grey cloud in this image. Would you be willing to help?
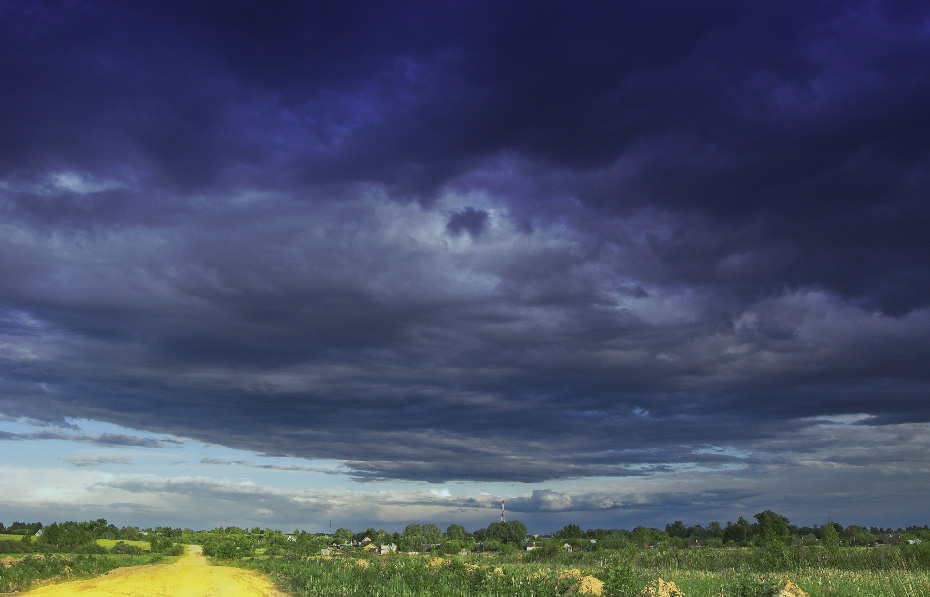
[0,426,182,450]
[67,455,133,467]
[200,457,346,475]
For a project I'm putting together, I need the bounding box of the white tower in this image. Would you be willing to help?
[500,499,505,522]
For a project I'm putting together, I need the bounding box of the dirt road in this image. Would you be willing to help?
[20,545,286,597]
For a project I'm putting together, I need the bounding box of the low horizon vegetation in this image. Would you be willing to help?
[3,513,929,596]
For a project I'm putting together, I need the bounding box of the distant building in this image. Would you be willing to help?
[688,540,708,549]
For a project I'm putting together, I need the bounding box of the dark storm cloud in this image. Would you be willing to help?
[1,0,929,522]
[445,207,489,238]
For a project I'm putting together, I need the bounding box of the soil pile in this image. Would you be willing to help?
[568,575,605,595]
[640,577,684,597]
[776,580,810,597]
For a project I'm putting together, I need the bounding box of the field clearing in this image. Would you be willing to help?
[94,539,150,550]
[0,534,27,542]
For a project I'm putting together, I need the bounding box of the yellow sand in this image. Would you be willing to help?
[20,545,284,597]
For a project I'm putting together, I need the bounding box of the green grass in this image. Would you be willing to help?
[243,546,930,597]
[95,538,151,550]
[0,534,28,541]
[0,553,166,593]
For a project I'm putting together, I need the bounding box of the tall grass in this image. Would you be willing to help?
[0,553,165,593]
[245,545,930,597]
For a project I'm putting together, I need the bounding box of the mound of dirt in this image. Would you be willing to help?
[640,577,684,597]
[567,575,605,596]
[776,580,809,597]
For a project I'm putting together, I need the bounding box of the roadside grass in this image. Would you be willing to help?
[0,553,167,593]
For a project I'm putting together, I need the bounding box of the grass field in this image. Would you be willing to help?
[0,533,28,541]
[95,539,151,551]
[245,546,930,597]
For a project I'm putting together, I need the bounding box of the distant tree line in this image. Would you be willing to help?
[550,511,930,551]
[5,512,928,559]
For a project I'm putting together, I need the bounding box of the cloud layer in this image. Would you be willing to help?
[1,1,929,527]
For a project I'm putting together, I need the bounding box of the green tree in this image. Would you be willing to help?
[333,528,354,545]
[149,534,176,554]
[630,526,666,547]
[400,524,424,551]
[665,520,687,539]
[555,524,586,540]
[421,524,443,544]
[754,510,790,546]
[445,524,467,541]
[822,520,840,552]
[724,517,751,545]
[484,520,527,546]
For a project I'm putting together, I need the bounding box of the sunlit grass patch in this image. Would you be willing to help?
[95,539,150,551]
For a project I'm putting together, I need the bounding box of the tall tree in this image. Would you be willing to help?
[754,511,790,546]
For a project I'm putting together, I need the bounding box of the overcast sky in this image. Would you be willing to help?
[1,1,929,534]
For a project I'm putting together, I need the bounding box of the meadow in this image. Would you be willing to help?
[242,544,930,597]
[94,538,151,551]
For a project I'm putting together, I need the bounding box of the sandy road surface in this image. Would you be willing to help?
[20,545,285,597]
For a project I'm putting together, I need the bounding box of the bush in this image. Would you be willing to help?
[148,535,175,554]
[601,555,641,596]
[524,542,560,561]
[110,541,144,555]
[74,543,109,554]
[0,540,33,554]
[726,570,780,597]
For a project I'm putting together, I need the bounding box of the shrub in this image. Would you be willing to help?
[0,540,33,554]
[74,543,109,554]
[727,570,780,597]
[110,541,144,555]
[601,555,640,596]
